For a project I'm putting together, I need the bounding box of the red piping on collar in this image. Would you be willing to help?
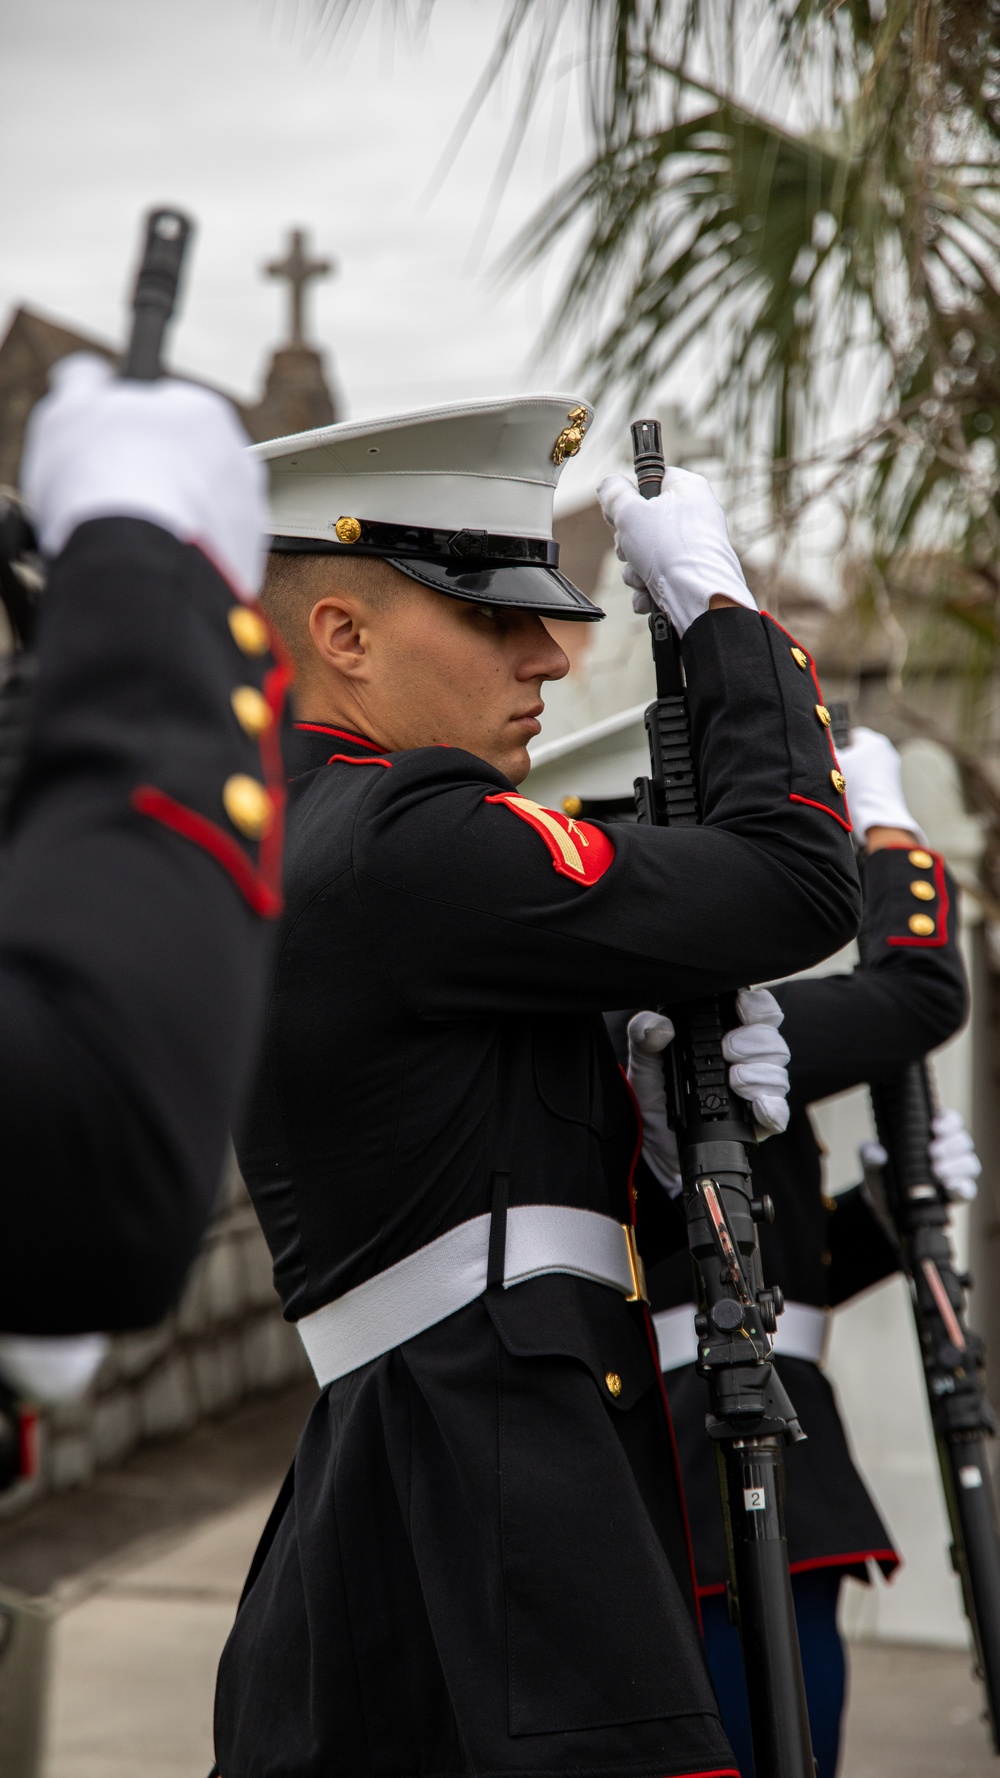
[327,753,391,769]
[295,722,383,750]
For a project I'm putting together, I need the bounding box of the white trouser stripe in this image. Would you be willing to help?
[296,1205,639,1387]
[653,1300,828,1372]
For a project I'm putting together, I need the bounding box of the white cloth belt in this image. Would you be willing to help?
[653,1300,829,1372]
[296,1206,644,1388]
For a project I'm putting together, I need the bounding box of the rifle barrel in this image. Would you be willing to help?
[872,1058,1000,1749]
[122,209,193,381]
[629,418,814,1777]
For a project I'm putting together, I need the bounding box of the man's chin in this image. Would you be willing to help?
[505,743,533,787]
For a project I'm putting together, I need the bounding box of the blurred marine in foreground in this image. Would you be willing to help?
[0,355,287,1351]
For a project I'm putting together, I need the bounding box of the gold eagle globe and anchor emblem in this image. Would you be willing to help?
[551,406,590,466]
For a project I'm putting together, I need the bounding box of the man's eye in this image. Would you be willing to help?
[475,605,497,621]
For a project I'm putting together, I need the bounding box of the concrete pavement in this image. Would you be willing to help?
[0,1378,993,1776]
[44,1493,271,1778]
[43,1515,1000,1777]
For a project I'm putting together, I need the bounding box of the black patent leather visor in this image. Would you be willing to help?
[270,536,604,621]
[387,557,604,620]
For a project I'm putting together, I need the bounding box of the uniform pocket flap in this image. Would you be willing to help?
[484,1274,654,1410]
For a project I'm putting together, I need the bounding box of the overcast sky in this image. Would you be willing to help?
[1,0,647,505]
[1,0,855,583]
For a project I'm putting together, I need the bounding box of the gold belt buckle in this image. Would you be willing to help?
[622,1224,648,1304]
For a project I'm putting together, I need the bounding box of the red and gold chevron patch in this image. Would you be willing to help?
[485,792,615,885]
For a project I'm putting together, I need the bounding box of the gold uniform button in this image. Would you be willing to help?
[223,774,274,840]
[830,769,846,794]
[231,685,273,737]
[908,913,936,936]
[334,516,362,544]
[228,606,270,656]
[815,704,831,727]
[562,795,583,818]
[909,848,934,869]
[910,879,935,902]
[604,1371,623,1398]
[790,646,809,670]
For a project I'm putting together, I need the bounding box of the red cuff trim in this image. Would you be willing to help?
[255,661,292,898]
[762,612,853,834]
[886,854,950,947]
[131,787,283,918]
[788,1547,900,1578]
[790,791,853,833]
[327,753,391,769]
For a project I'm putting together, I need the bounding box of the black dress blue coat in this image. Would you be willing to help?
[0,518,288,1333]
[650,844,967,1596]
[214,607,862,1778]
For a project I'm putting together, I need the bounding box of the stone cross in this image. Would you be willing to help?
[264,228,334,349]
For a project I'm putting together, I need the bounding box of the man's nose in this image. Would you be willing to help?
[519,619,570,683]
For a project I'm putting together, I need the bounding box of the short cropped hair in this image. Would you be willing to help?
[261,551,408,672]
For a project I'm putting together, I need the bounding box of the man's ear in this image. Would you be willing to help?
[308,596,370,680]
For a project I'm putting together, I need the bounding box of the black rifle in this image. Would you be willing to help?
[630,420,814,1778]
[828,702,1000,1750]
[0,208,193,840]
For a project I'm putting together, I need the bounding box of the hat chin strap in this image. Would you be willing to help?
[269,520,559,567]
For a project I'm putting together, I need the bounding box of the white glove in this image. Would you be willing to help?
[597,467,757,636]
[836,726,926,843]
[627,988,791,1196]
[860,1109,979,1203]
[0,1332,109,1405]
[722,988,791,1137]
[22,354,268,601]
[859,1139,889,1174]
[627,1011,683,1193]
[930,1107,980,1202]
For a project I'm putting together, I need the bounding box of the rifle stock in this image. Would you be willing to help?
[630,420,814,1778]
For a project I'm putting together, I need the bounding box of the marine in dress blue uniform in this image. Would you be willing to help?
[636,734,969,1776]
[212,397,862,1778]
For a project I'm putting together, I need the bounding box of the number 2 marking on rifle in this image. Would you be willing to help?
[744,1487,766,1512]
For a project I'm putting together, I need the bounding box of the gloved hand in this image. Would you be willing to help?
[597,467,757,636]
[0,1332,109,1406]
[860,1108,980,1203]
[627,987,791,1196]
[722,988,791,1136]
[21,353,268,601]
[836,726,926,843]
[930,1107,981,1202]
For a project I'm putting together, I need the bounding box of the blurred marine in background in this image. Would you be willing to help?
[627,726,972,1776]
